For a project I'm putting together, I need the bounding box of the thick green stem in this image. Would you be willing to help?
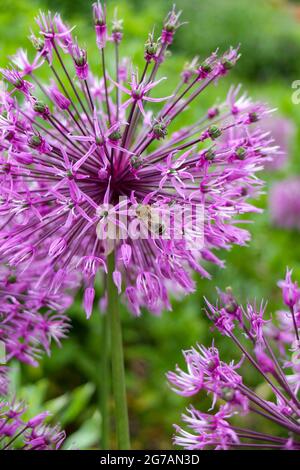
[107,252,130,449]
[100,309,110,449]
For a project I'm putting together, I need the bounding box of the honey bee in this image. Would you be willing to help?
[135,204,165,237]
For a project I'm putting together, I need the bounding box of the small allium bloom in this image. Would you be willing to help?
[0,260,76,367]
[0,397,65,450]
[0,5,279,317]
[269,178,300,231]
[168,270,300,450]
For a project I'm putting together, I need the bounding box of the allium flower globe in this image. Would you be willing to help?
[0,4,280,318]
[168,270,300,450]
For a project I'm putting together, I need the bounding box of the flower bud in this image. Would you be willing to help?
[111,9,123,44]
[204,148,216,161]
[130,155,143,169]
[93,1,107,49]
[27,412,50,428]
[235,146,246,160]
[248,112,259,123]
[48,82,71,110]
[152,121,167,140]
[207,107,219,119]
[144,32,159,63]
[83,287,95,319]
[33,100,50,118]
[108,129,122,141]
[28,135,42,147]
[208,125,222,140]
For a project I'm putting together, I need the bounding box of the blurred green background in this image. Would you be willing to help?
[3,0,300,449]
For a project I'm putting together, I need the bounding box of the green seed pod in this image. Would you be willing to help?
[33,101,49,115]
[204,148,216,161]
[28,135,42,147]
[249,112,259,123]
[208,125,222,140]
[236,146,246,160]
[109,130,122,141]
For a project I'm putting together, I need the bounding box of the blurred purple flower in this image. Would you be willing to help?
[259,116,295,171]
[269,177,300,231]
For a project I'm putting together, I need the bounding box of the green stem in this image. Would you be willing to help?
[107,251,130,449]
[100,308,110,449]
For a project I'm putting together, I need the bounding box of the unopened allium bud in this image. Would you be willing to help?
[152,121,167,140]
[108,129,122,141]
[235,146,246,160]
[278,269,300,308]
[28,134,42,147]
[48,81,71,110]
[83,287,95,319]
[72,42,88,80]
[33,100,50,118]
[207,107,219,119]
[222,59,235,71]
[162,6,182,45]
[27,134,52,153]
[204,148,216,161]
[93,1,107,49]
[130,155,143,169]
[249,111,259,123]
[144,32,159,63]
[197,62,213,80]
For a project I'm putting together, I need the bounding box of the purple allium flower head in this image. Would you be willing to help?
[168,272,300,450]
[0,398,65,450]
[93,1,107,50]
[0,6,280,317]
[269,178,300,231]
[110,8,123,45]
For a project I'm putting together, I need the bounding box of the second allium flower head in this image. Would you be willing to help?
[168,270,300,450]
[0,4,279,317]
